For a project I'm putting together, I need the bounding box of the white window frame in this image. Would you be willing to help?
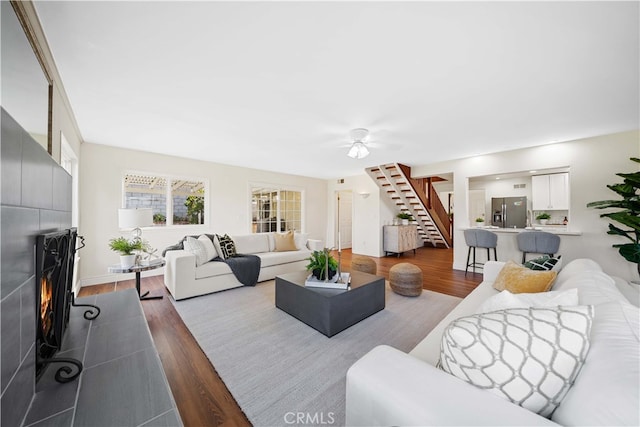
[122,170,210,228]
[249,182,305,234]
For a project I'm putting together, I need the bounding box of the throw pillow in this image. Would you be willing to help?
[215,234,236,259]
[274,231,298,252]
[554,258,603,288]
[439,305,594,417]
[476,288,579,314]
[183,236,208,266]
[524,255,563,271]
[493,260,557,293]
[197,234,218,261]
[551,270,628,305]
[551,301,640,426]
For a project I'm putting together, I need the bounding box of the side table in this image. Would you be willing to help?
[108,260,165,300]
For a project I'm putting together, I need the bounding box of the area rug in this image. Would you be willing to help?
[172,280,461,426]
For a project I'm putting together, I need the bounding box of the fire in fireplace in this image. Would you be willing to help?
[35,228,97,383]
[40,275,54,343]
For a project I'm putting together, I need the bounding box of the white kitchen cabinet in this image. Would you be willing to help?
[532,173,569,210]
[383,225,419,257]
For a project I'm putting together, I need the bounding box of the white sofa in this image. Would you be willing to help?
[164,232,314,300]
[346,259,640,426]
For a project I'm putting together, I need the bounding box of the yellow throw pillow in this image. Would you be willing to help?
[274,231,298,252]
[493,260,557,293]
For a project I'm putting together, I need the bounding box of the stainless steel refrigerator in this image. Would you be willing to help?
[491,197,527,228]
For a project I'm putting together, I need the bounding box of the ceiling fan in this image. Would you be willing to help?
[347,128,371,159]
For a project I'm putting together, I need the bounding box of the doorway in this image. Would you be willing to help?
[335,190,353,250]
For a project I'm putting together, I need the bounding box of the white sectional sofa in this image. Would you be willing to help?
[164,232,314,300]
[346,259,640,426]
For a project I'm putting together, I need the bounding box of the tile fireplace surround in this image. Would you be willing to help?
[1,108,73,426]
[1,109,181,425]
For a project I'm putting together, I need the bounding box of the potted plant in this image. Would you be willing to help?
[109,236,147,268]
[305,249,338,281]
[536,212,551,225]
[475,217,485,227]
[587,157,640,278]
[397,212,414,225]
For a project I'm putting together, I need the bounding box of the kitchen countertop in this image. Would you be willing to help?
[465,226,582,236]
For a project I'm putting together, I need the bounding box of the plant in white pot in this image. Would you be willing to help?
[475,217,485,227]
[536,212,551,225]
[397,212,414,225]
[109,236,147,268]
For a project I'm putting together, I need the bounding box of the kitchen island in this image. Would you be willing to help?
[461,226,582,267]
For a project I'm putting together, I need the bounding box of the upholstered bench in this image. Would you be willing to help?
[389,262,423,296]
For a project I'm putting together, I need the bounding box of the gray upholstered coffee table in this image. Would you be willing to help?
[275,270,385,337]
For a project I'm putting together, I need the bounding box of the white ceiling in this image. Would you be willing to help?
[34,1,639,179]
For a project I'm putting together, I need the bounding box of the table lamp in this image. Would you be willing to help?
[118,208,153,242]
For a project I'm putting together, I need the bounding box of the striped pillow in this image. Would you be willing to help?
[525,255,562,271]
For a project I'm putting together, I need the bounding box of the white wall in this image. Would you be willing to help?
[411,130,640,282]
[79,143,327,286]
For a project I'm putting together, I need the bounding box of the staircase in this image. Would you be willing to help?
[366,163,453,248]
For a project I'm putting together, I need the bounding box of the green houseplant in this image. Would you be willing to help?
[475,217,485,227]
[108,236,146,255]
[587,157,640,277]
[306,249,338,280]
[397,212,414,225]
[109,237,148,268]
[536,212,551,225]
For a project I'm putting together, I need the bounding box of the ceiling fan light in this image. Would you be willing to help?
[347,141,369,159]
[350,128,370,142]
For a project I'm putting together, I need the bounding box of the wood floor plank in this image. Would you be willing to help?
[78,246,481,426]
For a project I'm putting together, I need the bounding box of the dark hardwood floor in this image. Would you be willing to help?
[78,246,482,427]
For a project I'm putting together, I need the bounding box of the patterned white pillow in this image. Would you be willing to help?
[183,236,208,266]
[439,306,593,417]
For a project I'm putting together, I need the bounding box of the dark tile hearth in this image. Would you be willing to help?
[24,291,182,426]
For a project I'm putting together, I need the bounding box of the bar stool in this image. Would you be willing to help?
[464,229,498,275]
[517,231,560,263]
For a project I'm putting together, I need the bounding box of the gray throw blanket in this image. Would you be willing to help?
[214,254,261,287]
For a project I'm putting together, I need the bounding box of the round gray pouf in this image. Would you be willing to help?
[351,256,377,275]
[389,263,423,296]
